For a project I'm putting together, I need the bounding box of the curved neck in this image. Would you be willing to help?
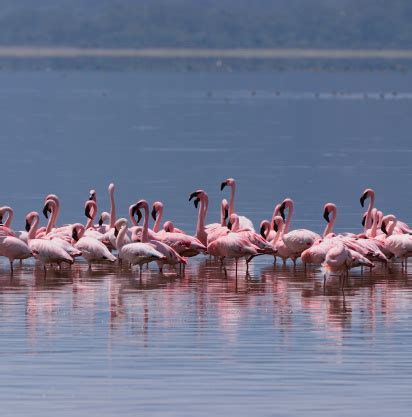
[220,200,227,226]
[85,202,97,229]
[46,201,59,235]
[3,207,13,228]
[116,223,127,249]
[129,205,138,226]
[153,203,163,233]
[284,202,293,234]
[273,223,283,243]
[141,203,149,243]
[196,194,208,237]
[323,207,337,237]
[228,183,236,216]
[370,209,378,237]
[388,219,397,236]
[28,215,39,240]
[109,186,116,228]
[364,192,375,232]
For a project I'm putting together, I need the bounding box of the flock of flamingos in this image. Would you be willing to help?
[0,178,410,283]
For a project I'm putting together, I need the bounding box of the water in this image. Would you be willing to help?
[0,70,412,416]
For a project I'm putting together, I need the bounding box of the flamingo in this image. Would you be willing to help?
[381,215,412,269]
[71,223,116,269]
[114,218,166,277]
[228,213,275,256]
[83,200,106,239]
[133,200,187,273]
[279,198,320,264]
[188,190,229,246]
[322,242,352,285]
[0,206,32,271]
[360,188,412,234]
[220,178,255,231]
[132,201,206,257]
[207,232,260,276]
[151,201,185,234]
[25,211,74,273]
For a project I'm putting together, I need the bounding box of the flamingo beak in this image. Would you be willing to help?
[114,227,119,237]
[279,203,286,221]
[273,221,279,232]
[194,198,200,209]
[151,207,157,221]
[72,228,79,241]
[85,205,92,219]
[381,222,388,235]
[98,216,103,227]
[220,181,227,191]
[361,215,366,227]
[227,220,232,230]
[224,208,229,220]
[189,191,199,201]
[360,193,367,207]
[131,206,143,224]
[0,215,3,225]
[25,220,31,232]
[260,224,266,238]
[323,208,330,223]
[42,203,50,219]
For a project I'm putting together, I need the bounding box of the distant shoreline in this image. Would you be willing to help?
[0,46,412,59]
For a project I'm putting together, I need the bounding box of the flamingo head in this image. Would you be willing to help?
[151,201,163,220]
[360,188,374,207]
[42,200,55,219]
[279,198,293,220]
[272,216,283,232]
[220,178,235,191]
[114,218,128,237]
[323,203,336,223]
[131,201,146,224]
[89,189,96,201]
[260,220,270,239]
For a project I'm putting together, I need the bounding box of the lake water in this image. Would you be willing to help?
[0,70,412,416]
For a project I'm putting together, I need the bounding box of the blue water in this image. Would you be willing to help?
[0,70,412,416]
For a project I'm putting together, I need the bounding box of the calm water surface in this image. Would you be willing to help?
[0,71,412,416]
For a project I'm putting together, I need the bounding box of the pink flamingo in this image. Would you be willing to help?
[114,218,166,277]
[322,242,352,285]
[151,201,185,234]
[381,215,412,269]
[133,200,187,273]
[132,201,206,257]
[0,208,32,272]
[25,211,74,273]
[229,213,275,255]
[71,223,116,269]
[279,198,320,264]
[207,233,260,276]
[188,191,229,246]
[360,188,412,234]
[220,178,255,231]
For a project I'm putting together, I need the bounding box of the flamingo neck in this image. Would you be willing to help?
[273,223,283,243]
[153,204,163,233]
[196,194,208,236]
[388,219,397,236]
[370,210,379,237]
[228,182,236,216]
[284,201,293,234]
[116,223,127,249]
[28,215,39,240]
[109,186,116,228]
[46,201,59,235]
[3,207,13,228]
[220,200,227,226]
[141,203,149,243]
[323,208,337,237]
[364,192,375,232]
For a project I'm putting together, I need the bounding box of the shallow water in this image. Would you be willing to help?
[1,71,412,416]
